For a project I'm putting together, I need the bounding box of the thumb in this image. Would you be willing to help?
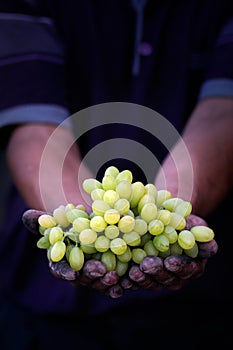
[22,209,47,234]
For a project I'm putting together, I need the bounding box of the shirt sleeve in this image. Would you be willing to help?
[198,17,233,99]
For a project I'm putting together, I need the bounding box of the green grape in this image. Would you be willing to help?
[140,202,157,223]
[80,242,97,254]
[175,200,192,217]
[91,188,105,201]
[37,236,50,249]
[122,231,141,246]
[162,197,183,211]
[90,215,107,232]
[69,246,84,271]
[116,169,133,184]
[148,219,164,236]
[184,242,198,258]
[134,218,148,236]
[153,234,170,252]
[92,199,111,216]
[104,165,119,178]
[50,241,66,262]
[127,209,135,218]
[65,231,79,243]
[53,206,70,228]
[104,209,120,225]
[115,260,128,277]
[102,174,117,191]
[65,203,76,212]
[39,225,46,235]
[156,209,172,225]
[66,208,89,223]
[65,243,75,260]
[159,248,171,258]
[129,181,145,208]
[79,228,97,244]
[144,183,158,199]
[104,225,120,239]
[117,246,132,262]
[114,198,130,215]
[140,232,152,246]
[178,230,195,249]
[47,246,52,260]
[101,250,117,271]
[143,240,159,256]
[72,217,90,233]
[82,178,102,194]
[43,228,51,238]
[170,241,183,255]
[49,226,64,245]
[118,215,135,233]
[163,225,178,244]
[76,204,86,211]
[131,248,147,264]
[116,180,132,200]
[94,235,110,252]
[110,238,127,255]
[168,212,186,230]
[190,225,214,242]
[38,214,57,229]
[103,189,120,206]
[138,194,155,213]
[92,252,102,260]
[156,190,172,207]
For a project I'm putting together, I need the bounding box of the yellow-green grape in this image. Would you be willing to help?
[129,181,145,208]
[162,197,183,211]
[175,201,192,218]
[103,190,120,206]
[65,203,76,212]
[178,230,195,249]
[69,246,84,271]
[156,190,172,207]
[76,204,86,211]
[115,260,128,277]
[65,231,80,243]
[66,208,89,223]
[104,165,119,178]
[110,238,127,255]
[156,209,172,225]
[138,194,155,213]
[38,214,57,229]
[144,183,158,200]
[140,202,157,223]
[37,236,50,249]
[91,188,105,201]
[118,215,135,233]
[116,169,133,184]
[104,225,120,239]
[148,219,164,236]
[50,241,66,262]
[47,246,52,260]
[79,228,97,244]
[168,212,186,230]
[170,241,183,255]
[82,178,102,194]
[94,235,110,252]
[159,248,171,258]
[116,180,132,200]
[80,242,97,254]
[163,225,178,244]
[184,242,198,258]
[101,250,117,271]
[53,206,70,228]
[92,252,102,260]
[134,218,148,236]
[102,174,117,191]
[104,209,120,225]
[140,232,152,246]
[143,240,159,256]
[127,209,135,218]
[90,215,107,232]
[65,243,75,260]
[114,198,130,216]
[117,246,132,262]
[39,225,46,235]
[153,234,170,252]
[131,248,147,264]
[72,217,90,233]
[122,231,141,246]
[49,226,64,245]
[43,228,51,238]
[190,225,214,242]
[92,199,111,216]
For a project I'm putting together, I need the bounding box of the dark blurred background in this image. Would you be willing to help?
[0,150,11,229]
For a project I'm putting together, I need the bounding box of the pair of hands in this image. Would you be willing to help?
[22,210,218,298]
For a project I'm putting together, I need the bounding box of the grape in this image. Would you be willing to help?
[69,246,84,271]
[184,242,198,258]
[122,231,141,246]
[116,180,132,199]
[156,190,172,207]
[117,245,132,262]
[110,238,127,255]
[90,215,107,232]
[144,183,157,199]
[103,189,120,206]
[104,209,120,225]
[153,234,170,252]
[163,255,186,273]
[49,226,64,245]
[114,198,130,215]
[175,201,192,218]
[148,219,164,236]
[134,218,148,236]
[100,270,119,286]
[129,181,145,208]
[65,243,75,260]
[104,224,120,239]
[118,215,135,233]
[104,165,119,178]
[65,203,76,212]
[82,259,107,279]
[53,206,70,228]
[66,208,88,223]
[127,209,135,218]
[116,169,133,184]
[102,174,117,190]
[92,199,111,216]
[94,235,110,252]
[50,241,66,262]
[138,194,155,213]
[190,225,214,242]
[141,202,158,223]
[38,214,57,229]
[65,231,79,243]
[115,260,128,277]
[143,240,159,256]
[170,241,183,255]
[131,248,147,264]
[91,188,105,201]
[80,242,97,254]
[128,265,146,283]
[82,178,102,194]
[139,232,152,246]
[73,217,90,233]
[79,228,97,244]
[158,248,171,258]
[37,236,50,249]
[168,212,186,230]
[101,250,117,271]
[162,197,183,211]
[178,230,195,249]
[156,209,172,225]
[163,225,178,244]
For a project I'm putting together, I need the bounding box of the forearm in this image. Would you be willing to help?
[6,123,92,212]
[155,97,233,217]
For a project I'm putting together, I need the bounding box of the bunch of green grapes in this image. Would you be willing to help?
[36,165,215,275]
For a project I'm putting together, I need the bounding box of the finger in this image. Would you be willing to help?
[165,255,205,279]
[185,214,208,230]
[197,239,218,258]
[107,284,124,298]
[22,209,47,234]
[49,260,78,281]
[100,270,119,286]
[82,259,107,279]
[139,256,164,275]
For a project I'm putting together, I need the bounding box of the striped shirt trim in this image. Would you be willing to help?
[199,78,233,100]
